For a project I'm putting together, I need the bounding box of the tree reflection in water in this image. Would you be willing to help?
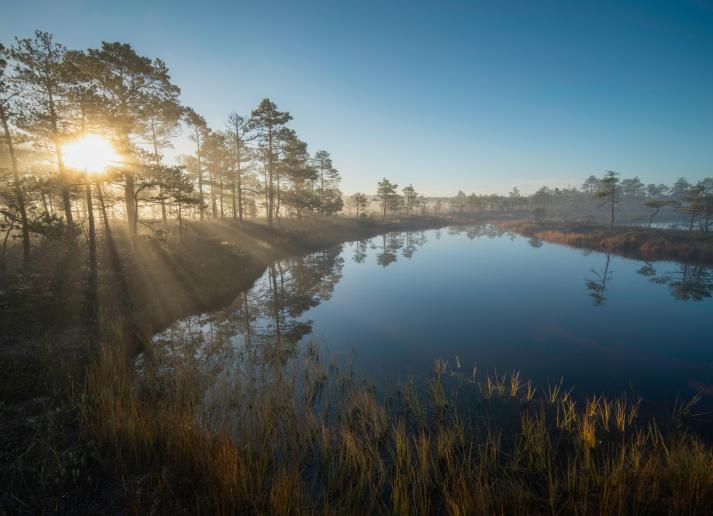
[446,224,503,240]
[637,262,713,301]
[353,239,368,263]
[146,228,713,428]
[528,236,543,248]
[374,232,400,267]
[150,229,436,387]
[403,231,427,259]
[149,245,346,396]
[586,252,612,306]
[583,254,713,305]
[369,230,430,266]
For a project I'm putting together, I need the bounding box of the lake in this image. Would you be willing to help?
[153,224,713,426]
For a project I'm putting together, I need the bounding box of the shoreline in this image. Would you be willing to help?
[498,220,713,267]
[132,215,457,338]
[137,215,713,341]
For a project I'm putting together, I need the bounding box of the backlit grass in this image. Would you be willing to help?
[83,340,713,514]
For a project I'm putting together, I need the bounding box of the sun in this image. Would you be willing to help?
[62,134,119,174]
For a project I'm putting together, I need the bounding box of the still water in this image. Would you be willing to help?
[154,225,713,418]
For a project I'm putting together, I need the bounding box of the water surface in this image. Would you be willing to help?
[154,225,713,421]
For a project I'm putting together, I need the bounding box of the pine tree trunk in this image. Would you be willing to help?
[219,172,224,219]
[195,129,204,221]
[610,199,615,229]
[85,181,98,336]
[178,201,183,242]
[125,172,137,237]
[276,173,281,222]
[151,120,167,224]
[0,106,30,265]
[267,127,274,227]
[231,174,237,219]
[649,207,658,227]
[41,192,50,216]
[237,159,243,221]
[57,144,74,229]
[96,182,112,237]
[320,165,325,216]
[47,87,74,229]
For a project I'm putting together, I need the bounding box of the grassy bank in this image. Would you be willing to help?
[82,340,713,514]
[499,220,713,266]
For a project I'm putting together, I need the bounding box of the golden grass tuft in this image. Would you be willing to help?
[82,341,713,514]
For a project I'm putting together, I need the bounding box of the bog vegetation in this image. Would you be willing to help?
[2,30,713,514]
[83,340,713,514]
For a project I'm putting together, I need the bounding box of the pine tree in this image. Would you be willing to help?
[595,170,620,228]
[313,150,342,215]
[84,41,181,237]
[9,31,76,227]
[226,112,253,220]
[377,178,398,220]
[250,99,292,225]
[351,192,368,219]
[278,128,315,217]
[0,44,30,264]
[183,108,208,219]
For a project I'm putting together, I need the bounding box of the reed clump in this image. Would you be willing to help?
[83,344,713,514]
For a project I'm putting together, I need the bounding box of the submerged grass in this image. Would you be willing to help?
[83,343,713,515]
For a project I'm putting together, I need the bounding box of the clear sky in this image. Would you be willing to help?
[3,0,713,195]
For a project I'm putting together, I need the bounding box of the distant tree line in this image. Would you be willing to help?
[346,179,427,221]
[345,172,712,232]
[427,172,712,231]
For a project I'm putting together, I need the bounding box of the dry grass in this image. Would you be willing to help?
[500,220,713,265]
[83,343,713,515]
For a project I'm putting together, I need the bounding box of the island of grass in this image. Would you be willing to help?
[500,220,713,266]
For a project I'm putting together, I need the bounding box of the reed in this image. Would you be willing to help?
[547,377,563,404]
[524,379,537,402]
[509,370,522,397]
[82,339,713,514]
[614,394,631,432]
[557,396,577,431]
[599,397,612,431]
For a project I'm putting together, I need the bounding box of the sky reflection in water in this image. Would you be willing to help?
[154,225,713,419]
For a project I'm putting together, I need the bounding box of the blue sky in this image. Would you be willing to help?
[3,0,713,194]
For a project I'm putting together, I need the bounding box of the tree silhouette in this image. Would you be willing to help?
[595,171,620,229]
[250,99,292,226]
